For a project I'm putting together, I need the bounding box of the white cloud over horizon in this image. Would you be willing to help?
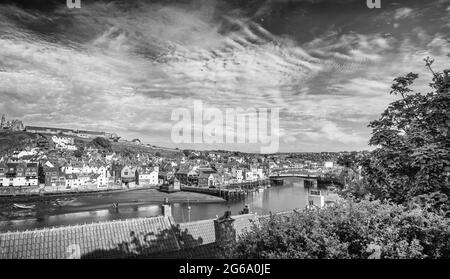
[0,0,449,153]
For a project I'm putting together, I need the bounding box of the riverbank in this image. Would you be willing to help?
[0,188,226,222]
[0,186,158,203]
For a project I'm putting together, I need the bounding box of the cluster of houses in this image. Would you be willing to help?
[51,136,78,151]
[172,164,267,187]
[41,162,160,190]
[0,133,344,191]
[0,158,272,190]
[0,162,39,187]
[0,118,345,192]
[0,160,160,190]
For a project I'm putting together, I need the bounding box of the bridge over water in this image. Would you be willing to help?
[269,168,344,187]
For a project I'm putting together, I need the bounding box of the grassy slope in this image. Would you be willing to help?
[111,141,181,158]
[0,131,39,154]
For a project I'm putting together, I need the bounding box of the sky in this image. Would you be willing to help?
[0,0,449,153]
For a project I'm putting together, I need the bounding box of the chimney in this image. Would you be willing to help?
[161,197,172,217]
[214,210,236,247]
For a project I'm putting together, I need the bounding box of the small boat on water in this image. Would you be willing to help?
[258,187,264,193]
[53,198,76,206]
[13,203,36,210]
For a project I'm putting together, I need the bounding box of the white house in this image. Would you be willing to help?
[65,174,80,189]
[138,167,159,186]
[231,168,244,182]
[91,173,108,188]
[52,136,77,151]
[63,165,82,174]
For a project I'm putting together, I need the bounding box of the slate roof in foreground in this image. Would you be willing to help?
[0,212,291,259]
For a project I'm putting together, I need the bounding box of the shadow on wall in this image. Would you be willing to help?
[80,224,206,259]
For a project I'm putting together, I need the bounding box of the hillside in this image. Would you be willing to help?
[0,131,183,159]
[0,131,40,155]
[111,141,181,158]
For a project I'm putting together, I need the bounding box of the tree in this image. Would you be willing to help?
[182,149,191,157]
[74,149,83,158]
[91,137,112,151]
[226,199,450,259]
[349,58,449,213]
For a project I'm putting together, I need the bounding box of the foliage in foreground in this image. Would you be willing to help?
[338,57,449,214]
[226,199,450,259]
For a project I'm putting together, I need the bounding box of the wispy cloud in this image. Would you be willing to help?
[0,0,448,152]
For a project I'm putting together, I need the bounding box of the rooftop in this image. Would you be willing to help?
[0,211,269,259]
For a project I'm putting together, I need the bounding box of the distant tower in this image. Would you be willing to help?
[0,114,5,128]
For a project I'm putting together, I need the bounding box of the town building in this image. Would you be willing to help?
[65,173,79,189]
[26,126,76,136]
[121,166,138,188]
[76,130,107,139]
[0,162,39,187]
[110,164,123,184]
[137,166,159,186]
[174,165,191,185]
[160,177,181,192]
[0,163,6,187]
[25,162,39,186]
[51,136,77,151]
[44,165,65,188]
[91,173,108,188]
[197,168,222,187]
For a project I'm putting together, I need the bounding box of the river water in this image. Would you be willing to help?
[0,177,313,232]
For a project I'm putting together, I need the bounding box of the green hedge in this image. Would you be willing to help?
[227,199,450,259]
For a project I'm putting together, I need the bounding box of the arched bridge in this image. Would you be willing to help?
[269,168,344,187]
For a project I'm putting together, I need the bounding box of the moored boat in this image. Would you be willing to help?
[13,203,36,210]
[53,198,76,206]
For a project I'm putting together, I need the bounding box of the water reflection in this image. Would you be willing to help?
[0,177,311,232]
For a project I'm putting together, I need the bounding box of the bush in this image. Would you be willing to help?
[90,137,112,151]
[227,199,450,259]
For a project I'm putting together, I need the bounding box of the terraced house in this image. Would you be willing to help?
[121,166,138,188]
[44,165,65,188]
[0,163,6,187]
[0,162,38,187]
